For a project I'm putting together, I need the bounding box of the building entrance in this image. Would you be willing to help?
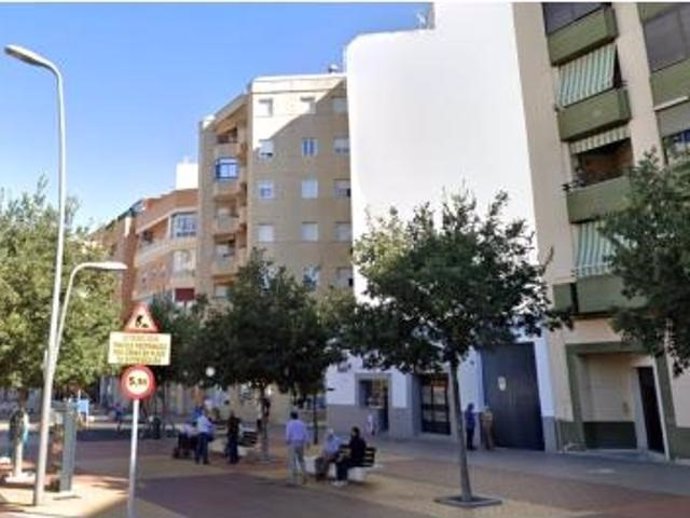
[637,367,665,453]
[419,374,451,435]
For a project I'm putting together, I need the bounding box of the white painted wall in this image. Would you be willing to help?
[332,3,554,423]
[175,159,198,190]
[347,2,535,252]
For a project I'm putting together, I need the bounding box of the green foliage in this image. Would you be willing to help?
[351,191,564,373]
[600,153,690,374]
[148,294,208,387]
[200,250,344,395]
[0,179,120,389]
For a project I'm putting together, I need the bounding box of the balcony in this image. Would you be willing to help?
[565,175,631,223]
[213,215,238,236]
[213,179,241,200]
[134,236,196,267]
[558,89,631,142]
[169,269,195,289]
[238,206,247,226]
[650,58,690,106]
[552,275,645,315]
[212,256,239,277]
[213,142,240,160]
[548,7,618,65]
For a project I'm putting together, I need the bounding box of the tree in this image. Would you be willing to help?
[351,191,564,504]
[200,250,324,459]
[600,152,690,375]
[147,294,207,419]
[277,288,351,444]
[0,179,120,392]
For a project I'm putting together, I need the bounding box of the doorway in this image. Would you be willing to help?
[637,367,665,453]
[482,343,544,449]
[419,374,451,435]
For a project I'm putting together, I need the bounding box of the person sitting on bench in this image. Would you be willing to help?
[333,426,366,487]
[315,429,341,480]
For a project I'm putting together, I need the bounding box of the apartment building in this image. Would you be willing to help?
[514,2,690,458]
[95,162,199,411]
[197,74,352,423]
[197,73,352,301]
[327,3,555,448]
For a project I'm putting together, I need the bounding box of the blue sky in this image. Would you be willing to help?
[0,2,424,227]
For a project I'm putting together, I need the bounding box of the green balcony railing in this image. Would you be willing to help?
[638,3,674,22]
[548,7,618,66]
[565,175,631,223]
[650,58,690,106]
[576,274,645,314]
[558,89,631,141]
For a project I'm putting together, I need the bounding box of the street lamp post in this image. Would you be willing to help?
[5,43,66,506]
[56,262,128,361]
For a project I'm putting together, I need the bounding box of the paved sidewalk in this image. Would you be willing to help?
[1,425,689,517]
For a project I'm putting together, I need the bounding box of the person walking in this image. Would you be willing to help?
[225,411,241,464]
[465,403,476,450]
[195,409,214,465]
[285,410,309,485]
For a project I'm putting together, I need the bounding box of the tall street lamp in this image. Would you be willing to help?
[5,43,66,506]
[56,261,128,361]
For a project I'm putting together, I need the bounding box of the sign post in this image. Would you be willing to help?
[121,364,156,518]
[110,303,169,518]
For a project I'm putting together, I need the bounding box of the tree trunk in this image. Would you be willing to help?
[312,392,319,445]
[449,358,473,502]
[259,386,270,461]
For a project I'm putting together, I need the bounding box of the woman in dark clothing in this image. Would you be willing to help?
[334,426,367,486]
[465,403,476,450]
[225,411,241,464]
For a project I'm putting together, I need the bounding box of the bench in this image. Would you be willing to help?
[305,445,379,482]
[208,427,258,457]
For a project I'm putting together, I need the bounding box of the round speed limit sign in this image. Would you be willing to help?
[121,365,156,400]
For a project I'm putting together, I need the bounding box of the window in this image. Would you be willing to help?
[335,222,352,242]
[644,4,690,72]
[257,180,275,200]
[258,139,274,160]
[665,129,690,163]
[333,137,350,155]
[256,98,273,117]
[171,212,197,238]
[359,379,387,408]
[214,284,229,299]
[215,157,239,180]
[257,224,275,243]
[301,178,318,199]
[172,250,195,274]
[301,138,318,157]
[299,96,316,114]
[215,243,233,258]
[303,265,320,289]
[542,3,602,34]
[557,44,620,108]
[301,222,318,241]
[332,97,347,114]
[335,267,353,288]
[334,179,351,198]
[571,137,632,187]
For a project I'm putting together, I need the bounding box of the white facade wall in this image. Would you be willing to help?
[328,2,555,437]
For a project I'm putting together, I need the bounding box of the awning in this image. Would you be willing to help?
[574,221,614,277]
[558,44,617,107]
[569,125,629,154]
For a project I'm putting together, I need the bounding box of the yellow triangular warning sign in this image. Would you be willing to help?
[124,303,159,333]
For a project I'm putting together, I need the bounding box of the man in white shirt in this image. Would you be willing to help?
[285,410,309,484]
[195,410,214,465]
